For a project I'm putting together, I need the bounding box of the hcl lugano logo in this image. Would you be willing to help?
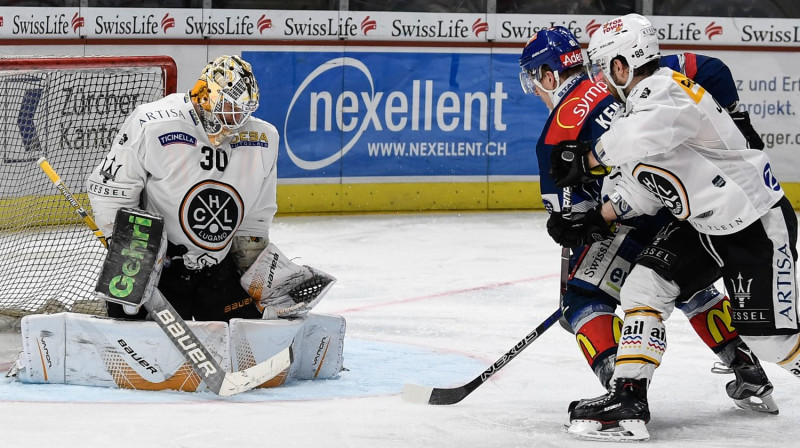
[284,57,508,170]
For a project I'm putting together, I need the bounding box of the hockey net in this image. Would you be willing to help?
[0,56,177,324]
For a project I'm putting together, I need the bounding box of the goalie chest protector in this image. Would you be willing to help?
[95,208,166,309]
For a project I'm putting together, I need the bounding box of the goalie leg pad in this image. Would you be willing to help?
[16,312,229,392]
[228,313,345,383]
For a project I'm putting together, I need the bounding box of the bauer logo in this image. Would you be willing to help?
[159,132,196,147]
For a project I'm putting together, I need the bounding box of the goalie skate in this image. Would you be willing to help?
[567,377,650,442]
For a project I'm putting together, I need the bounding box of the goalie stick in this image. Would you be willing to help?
[401,307,562,405]
[37,157,291,397]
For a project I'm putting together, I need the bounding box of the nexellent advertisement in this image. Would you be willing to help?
[245,49,549,211]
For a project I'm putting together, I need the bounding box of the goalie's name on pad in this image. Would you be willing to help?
[15,312,345,392]
[96,208,165,308]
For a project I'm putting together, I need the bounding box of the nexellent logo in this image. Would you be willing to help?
[284,57,508,170]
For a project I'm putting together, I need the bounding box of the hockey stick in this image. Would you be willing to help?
[400,187,573,405]
[559,186,573,300]
[401,307,562,405]
[37,157,291,397]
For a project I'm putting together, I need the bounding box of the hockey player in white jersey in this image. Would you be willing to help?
[548,14,799,441]
[87,55,334,322]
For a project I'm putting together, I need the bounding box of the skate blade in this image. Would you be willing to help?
[568,419,650,442]
[733,393,779,415]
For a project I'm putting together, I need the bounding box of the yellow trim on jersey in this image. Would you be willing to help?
[671,71,706,104]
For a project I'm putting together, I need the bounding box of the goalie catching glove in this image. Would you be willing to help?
[547,206,614,248]
[550,140,611,188]
[240,243,336,319]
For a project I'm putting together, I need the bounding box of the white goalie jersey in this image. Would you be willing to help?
[87,93,279,269]
[595,67,784,235]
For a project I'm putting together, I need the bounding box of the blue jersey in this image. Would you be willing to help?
[536,73,618,214]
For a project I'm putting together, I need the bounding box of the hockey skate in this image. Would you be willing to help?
[712,346,779,415]
[567,377,650,442]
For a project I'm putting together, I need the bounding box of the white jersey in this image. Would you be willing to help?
[87,93,279,269]
[595,67,783,235]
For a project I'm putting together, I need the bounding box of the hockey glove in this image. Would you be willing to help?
[550,140,610,188]
[546,207,614,248]
[729,110,765,150]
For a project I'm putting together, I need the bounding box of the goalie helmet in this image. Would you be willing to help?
[190,55,260,146]
[587,14,660,101]
[519,26,584,106]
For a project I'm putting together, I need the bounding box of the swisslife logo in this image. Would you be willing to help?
[6,12,82,35]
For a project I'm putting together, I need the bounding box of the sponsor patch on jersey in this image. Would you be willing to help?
[632,163,690,220]
[548,79,611,141]
[179,180,244,251]
[158,132,197,147]
[712,175,726,187]
[138,109,186,127]
[87,180,133,199]
[639,87,651,99]
[763,163,781,191]
[230,131,270,149]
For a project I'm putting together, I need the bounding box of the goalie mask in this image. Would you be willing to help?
[190,55,260,146]
[587,14,660,102]
[519,26,584,107]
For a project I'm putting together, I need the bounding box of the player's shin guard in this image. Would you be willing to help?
[573,312,622,388]
[678,287,738,355]
[612,308,666,382]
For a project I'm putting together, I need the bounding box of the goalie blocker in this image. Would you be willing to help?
[94,207,167,314]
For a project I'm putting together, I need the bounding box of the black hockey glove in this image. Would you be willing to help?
[546,207,614,248]
[549,140,609,188]
[729,110,765,150]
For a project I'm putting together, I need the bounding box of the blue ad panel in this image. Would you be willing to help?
[244,50,550,180]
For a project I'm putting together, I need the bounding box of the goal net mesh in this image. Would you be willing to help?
[0,56,176,319]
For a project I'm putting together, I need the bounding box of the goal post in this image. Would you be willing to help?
[0,55,177,321]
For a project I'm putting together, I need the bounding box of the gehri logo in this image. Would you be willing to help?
[179,180,243,251]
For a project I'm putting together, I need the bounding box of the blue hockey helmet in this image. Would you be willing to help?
[519,26,584,94]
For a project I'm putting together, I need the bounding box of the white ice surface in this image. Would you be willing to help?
[1,211,798,447]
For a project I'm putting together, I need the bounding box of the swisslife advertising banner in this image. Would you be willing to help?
[244,49,548,182]
[3,8,800,47]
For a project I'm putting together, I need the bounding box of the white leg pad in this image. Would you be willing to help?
[229,313,346,382]
[14,312,346,391]
[17,312,229,392]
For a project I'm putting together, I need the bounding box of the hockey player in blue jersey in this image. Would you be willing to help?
[519,26,774,417]
[546,14,798,441]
